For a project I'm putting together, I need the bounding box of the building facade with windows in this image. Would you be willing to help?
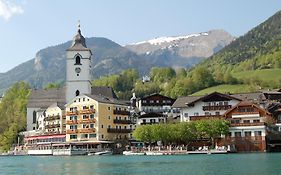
[173,92,241,122]
[65,94,132,143]
[44,102,66,135]
[221,101,272,152]
[136,93,175,125]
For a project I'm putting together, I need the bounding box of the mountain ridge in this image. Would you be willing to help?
[0,29,234,94]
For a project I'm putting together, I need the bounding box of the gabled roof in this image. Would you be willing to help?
[223,100,271,118]
[193,92,241,104]
[141,93,175,101]
[27,87,66,108]
[92,86,118,99]
[232,92,265,102]
[65,94,128,107]
[87,94,127,106]
[47,102,66,110]
[173,92,241,108]
[172,96,201,108]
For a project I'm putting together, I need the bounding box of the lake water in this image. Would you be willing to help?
[0,153,280,175]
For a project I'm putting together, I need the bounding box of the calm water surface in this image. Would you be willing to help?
[0,153,280,175]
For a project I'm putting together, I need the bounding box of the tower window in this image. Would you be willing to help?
[33,111,36,124]
[76,90,80,96]
[75,55,82,65]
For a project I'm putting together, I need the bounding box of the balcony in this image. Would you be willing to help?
[45,124,60,129]
[62,115,66,119]
[202,105,232,111]
[66,111,78,116]
[232,112,260,119]
[44,115,60,121]
[78,128,95,133]
[66,120,78,125]
[78,118,96,124]
[80,108,95,114]
[190,115,222,121]
[113,110,130,115]
[230,122,266,127]
[107,128,132,133]
[66,129,78,134]
[113,119,132,124]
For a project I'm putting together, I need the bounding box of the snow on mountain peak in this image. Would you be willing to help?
[131,32,208,46]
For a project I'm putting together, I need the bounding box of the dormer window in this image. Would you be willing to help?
[75,55,82,65]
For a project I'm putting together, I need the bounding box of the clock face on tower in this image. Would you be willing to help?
[75,67,81,73]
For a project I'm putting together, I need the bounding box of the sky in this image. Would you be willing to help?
[0,0,281,73]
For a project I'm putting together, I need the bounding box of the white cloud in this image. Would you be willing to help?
[0,0,24,21]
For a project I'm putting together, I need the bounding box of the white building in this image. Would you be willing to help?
[172,92,241,122]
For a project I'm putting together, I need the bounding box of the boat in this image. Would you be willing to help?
[187,150,228,154]
[145,151,164,155]
[88,150,113,155]
[123,151,145,156]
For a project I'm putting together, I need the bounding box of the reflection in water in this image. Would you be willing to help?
[0,154,281,175]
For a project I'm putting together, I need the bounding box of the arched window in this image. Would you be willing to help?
[75,55,81,65]
[33,111,36,124]
[76,90,80,96]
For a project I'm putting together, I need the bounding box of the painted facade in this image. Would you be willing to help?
[65,95,132,143]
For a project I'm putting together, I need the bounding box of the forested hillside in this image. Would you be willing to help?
[200,10,281,75]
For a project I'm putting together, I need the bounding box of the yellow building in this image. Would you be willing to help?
[65,94,132,143]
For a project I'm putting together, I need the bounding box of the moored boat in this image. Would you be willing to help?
[123,151,145,156]
[145,151,164,155]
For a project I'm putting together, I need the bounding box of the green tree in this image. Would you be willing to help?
[44,82,61,90]
[0,82,30,151]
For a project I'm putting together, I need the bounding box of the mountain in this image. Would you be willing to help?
[200,11,281,73]
[125,30,234,68]
[0,30,233,94]
[0,38,148,94]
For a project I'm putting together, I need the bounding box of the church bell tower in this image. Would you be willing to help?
[66,22,92,102]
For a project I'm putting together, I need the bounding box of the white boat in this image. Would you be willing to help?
[145,151,164,155]
[88,150,113,156]
[123,151,145,156]
[95,150,113,155]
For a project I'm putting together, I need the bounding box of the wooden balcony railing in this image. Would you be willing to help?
[113,119,132,124]
[45,124,60,129]
[44,115,60,121]
[66,129,78,134]
[190,115,222,121]
[107,128,132,133]
[78,118,96,124]
[80,109,95,114]
[202,105,232,111]
[66,120,78,125]
[113,110,130,115]
[78,128,95,134]
[230,122,266,127]
[66,111,79,116]
[232,111,259,115]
